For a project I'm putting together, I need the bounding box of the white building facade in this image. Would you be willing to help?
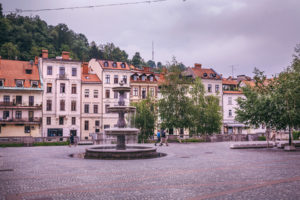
[39,50,81,137]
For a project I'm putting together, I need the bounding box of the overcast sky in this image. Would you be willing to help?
[1,0,300,77]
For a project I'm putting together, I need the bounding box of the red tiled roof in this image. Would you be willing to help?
[223,91,243,94]
[98,60,130,70]
[222,78,238,85]
[191,67,222,80]
[81,74,102,83]
[0,59,41,88]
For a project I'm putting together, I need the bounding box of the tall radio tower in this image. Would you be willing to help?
[152,41,154,61]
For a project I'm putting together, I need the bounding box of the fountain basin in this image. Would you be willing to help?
[85,145,162,159]
[107,106,136,113]
[105,128,139,135]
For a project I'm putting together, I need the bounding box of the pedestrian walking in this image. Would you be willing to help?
[155,130,161,146]
[160,129,168,146]
[69,133,74,147]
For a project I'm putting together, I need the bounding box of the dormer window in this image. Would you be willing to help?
[112,62,117,68]
[133,75,137,81]
[104,61,109,67]
[210,73,214,78]
[0,79,4,87]
[25,69,32,74]
[141,75,146,81]
[16,80,24,87]
[121,63,126,68]
[31,81,38,88]
[203,73,207,77]
[150,76,154,82]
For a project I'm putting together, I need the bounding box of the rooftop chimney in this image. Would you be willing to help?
[143,66,150,72]
[82,62,89,74]
[34,56,38,65]
[194,63,202,69]
[62,51,70,60]
[42,49,48,59]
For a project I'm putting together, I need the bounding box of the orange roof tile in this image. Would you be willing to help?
[223,91,243,94]
[98,60,130,70]
[0,59,41,88]
[81,73,102,83]
[191,67,222,80]
[222,78,238,85]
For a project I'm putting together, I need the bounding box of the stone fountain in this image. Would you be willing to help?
[85,81,161,159]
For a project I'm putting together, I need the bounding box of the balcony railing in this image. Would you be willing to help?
[0,101,42,109]
[57,74,68,79]
[0,117,42,124]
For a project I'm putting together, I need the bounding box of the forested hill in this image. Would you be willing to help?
[0,4,167,69]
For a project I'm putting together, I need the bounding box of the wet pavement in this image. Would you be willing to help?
[1,142,300,200]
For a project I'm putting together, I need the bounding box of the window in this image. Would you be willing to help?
[46,100,52,111]
[142,88,146,99]
[85,89,89,98]
[106,75,110,84]
[104,124,110,129]
[71,101,76,111]
[47,83,52,93]
[229,109,232,117]
[31,81,38,88]
[95,120,100,126]
[94,90,98,98]
[25,126,31,133]
[29,96,34,106]
[60,100,65,111]
[105,104,109,113]
[208,84,212,93]
[60,83,65,93]
[105,90,110,98]
[84,104,89,113]
[16,80,23,87]
[84,120,89,130]
[228,97,232,105]
[150,76,154,82]
[215,85,219,93]
[104,61,108,67]
[94,105,98,113]
[47,66,52,75]
[3,95,10,103]
[72,68,77,76]
[59,117,64,125]
[112,62,117,67]
[121,63,126,68]
[16,96,22,104]
[71,84,77,94]
[150,88,154,97]
[123,75,127,84]
[114,75,118,84]
[0,80,4,87]
[3,111,9,119]
[133,75,137,81]
[72,117,76,125]
[134,88,138,96]
[141,75,146,81]
[16,111,22,119]
[203,73,207,77]
[25,69,32,74]
[59,67,65,76]
[47,117,51,125]
[114,92,118,99]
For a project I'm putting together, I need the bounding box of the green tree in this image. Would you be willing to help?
[146,60,156,68]
[101,43,128,62]
[132,97,156,143]
[0,42,20,59]
[131,52,145,68]
[158,61,193,132]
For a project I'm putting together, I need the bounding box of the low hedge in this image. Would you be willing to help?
[33,141,69,146]
[258,136,266,141]
[0,143,24,147]
[177,138,205,143]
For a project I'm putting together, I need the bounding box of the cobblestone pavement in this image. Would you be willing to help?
[1,142,300,200]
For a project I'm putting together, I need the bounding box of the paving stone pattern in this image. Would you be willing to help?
[1,142,300,200]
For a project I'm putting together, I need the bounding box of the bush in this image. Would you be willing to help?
[178,138,205,143]
[33,141,69,146]
[293,131,300,140]
[0,143,24,148]
[258,136,266,141]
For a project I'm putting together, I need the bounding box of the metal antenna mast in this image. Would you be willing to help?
[152,41,154,61]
